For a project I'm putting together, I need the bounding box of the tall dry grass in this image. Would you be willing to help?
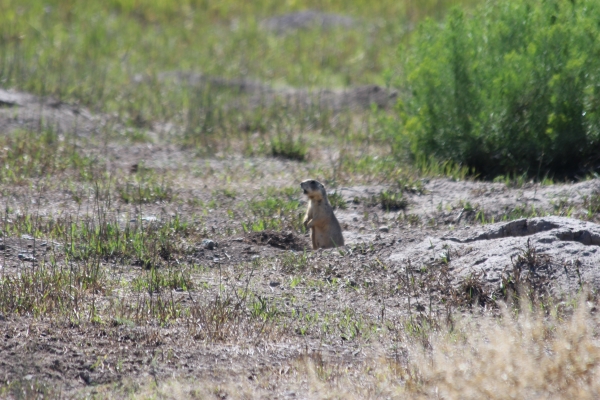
[100,299,600,399]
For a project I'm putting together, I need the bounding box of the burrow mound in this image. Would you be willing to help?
[389,216,600,298]
[150,71,398,111]
[261,10,356,34]
[245,230,309,251]
[0,88,100,136]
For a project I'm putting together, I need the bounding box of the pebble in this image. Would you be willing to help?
[18,253,36,262]
[379,226,389,233]
[202,239,217,250]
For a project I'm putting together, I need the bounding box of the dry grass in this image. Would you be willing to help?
[81,299,600,399]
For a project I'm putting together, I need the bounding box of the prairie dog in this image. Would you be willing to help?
[300,179,344,249]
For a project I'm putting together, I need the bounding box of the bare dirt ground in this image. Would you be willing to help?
[1,89,600,398]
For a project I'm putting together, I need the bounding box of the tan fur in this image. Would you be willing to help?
[300,179,344,250]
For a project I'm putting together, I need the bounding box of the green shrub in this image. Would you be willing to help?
[392,0,600,179]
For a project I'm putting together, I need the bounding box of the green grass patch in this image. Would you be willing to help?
[270,136,308,162]
[243,197,304,232]
[0,0,476,127]
[328,191,347,210]
[376,190,408,212]
[118,170,174,204]
[0,129,94,183]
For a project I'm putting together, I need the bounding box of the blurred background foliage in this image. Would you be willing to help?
[1,0,599,179]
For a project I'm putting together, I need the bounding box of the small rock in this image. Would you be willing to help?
[379,226,389,233]
[202,239,217,250]
[231,238,244,242]
[269,281,281,287]
[24,375,33,381]
[587,301,598,313]
[18,253,36,262]
[80,371,91,385]
[21,234,34,240]
[250,255,260,261]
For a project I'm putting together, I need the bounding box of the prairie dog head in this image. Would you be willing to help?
[300,179,327,201]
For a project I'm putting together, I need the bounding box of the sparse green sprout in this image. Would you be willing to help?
[0,129,94,183]
[583,192,600,218]
[328,191,347,210]
[243,197,303,232]
[377,190,408,211]
[118,169,174,204]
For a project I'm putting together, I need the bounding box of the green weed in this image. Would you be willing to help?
[328,191,347,210]
[118,171,174,204]
[243,197,304,232]
[377,190,408,212]
[270,136,308,162]
[583,192,600,218]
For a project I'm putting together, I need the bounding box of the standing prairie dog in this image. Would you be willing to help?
[300,179,344,249]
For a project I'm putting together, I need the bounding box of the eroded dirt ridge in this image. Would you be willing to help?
[0,88,101,137]
[390,216,600,296]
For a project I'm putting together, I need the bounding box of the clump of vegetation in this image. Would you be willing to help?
[584,192,600,219]
[328,191,347,210]
[499,238,552,306]
[270,136,308,162]
[377,190,408,211]
[117,169,174,204]
[393,0,600,179]
[0,129,93,183]
[243,197,304,232]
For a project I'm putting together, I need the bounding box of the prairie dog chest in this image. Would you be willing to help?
[308,199,330,219]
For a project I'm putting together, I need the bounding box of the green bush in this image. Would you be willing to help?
[392,0,600,179]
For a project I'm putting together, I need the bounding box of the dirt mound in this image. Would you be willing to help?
[262,10,356,34]
[245,230,309,251]
[152,71,398,111]
[389,217,600,297]
[0,88,100,136]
